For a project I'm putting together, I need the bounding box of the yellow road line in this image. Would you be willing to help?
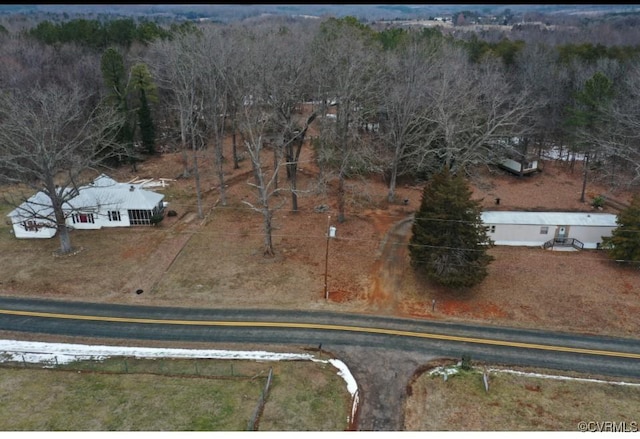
[1,308,639,360]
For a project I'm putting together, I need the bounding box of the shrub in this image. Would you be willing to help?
[150,213,164,226]
[591,195,605,208]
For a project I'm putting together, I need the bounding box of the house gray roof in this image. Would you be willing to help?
[8,190,56,220]
[7,174,164,219]
[481,211,617,227]
[68,174,164,211]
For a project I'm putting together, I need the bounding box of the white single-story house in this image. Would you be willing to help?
[481,211,618,250]
[7,174,165,239]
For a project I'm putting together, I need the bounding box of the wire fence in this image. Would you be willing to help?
[0,354,273,381]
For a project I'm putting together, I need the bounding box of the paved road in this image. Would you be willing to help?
[0,296,639,430]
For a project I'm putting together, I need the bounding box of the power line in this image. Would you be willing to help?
[126,225,640,264]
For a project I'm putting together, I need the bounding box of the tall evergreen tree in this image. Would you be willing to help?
[565,72,615,202]
[409,167,494,288]
[101,47,136,166]
[602,194,640,264]
[137,88,156,155]
[128,63,157,155]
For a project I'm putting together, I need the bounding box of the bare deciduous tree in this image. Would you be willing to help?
[254,22,318,212]
[0,84,123,254]
[198,25,233,206]
[147,33,206,218]
[425,46,538,174]
[231,25,288,256]
[380,37,439,202]
[312,19,383,223]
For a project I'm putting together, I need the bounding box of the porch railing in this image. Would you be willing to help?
[543,237,584,250]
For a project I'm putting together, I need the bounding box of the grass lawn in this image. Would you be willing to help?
[404,364,640,431]
[0,357,350,431]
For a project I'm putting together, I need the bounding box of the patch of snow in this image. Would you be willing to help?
[487,368,640,387]
[323,358,359,425]
[0,339,360,412]
[0,340,316,364]
[542,146,587,161]
[428,365,461,377]
[327,359,357,395]
[426,364,640,387]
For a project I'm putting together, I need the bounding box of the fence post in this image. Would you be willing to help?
[247,367,273,431]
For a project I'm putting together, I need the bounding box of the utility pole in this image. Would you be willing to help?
[324,215,336,300]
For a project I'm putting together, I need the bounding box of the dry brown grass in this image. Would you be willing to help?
[0,132,638,337]
[404,364,640,431]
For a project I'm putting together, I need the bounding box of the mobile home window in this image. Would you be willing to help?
[108,211,121,222]
[540,226,549,234]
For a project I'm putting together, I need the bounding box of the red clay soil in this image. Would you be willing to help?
[4,109,637,338]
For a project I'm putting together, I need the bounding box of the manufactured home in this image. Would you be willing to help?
[7,174,165,239]
[499,158,540,176]
[481,211,617,250]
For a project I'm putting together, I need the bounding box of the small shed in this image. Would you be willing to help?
[481,211,617,249]
[499,158,540,175]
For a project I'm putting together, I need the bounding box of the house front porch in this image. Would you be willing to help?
[543,237,584,251]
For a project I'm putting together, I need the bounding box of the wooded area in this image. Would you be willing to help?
[1,12,640,255]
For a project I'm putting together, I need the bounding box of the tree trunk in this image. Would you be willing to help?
[388,147,400,203]
[290,170,298,212]
[232,115,240,169]
[273,146,278,190]
[214,121,227,206]
[337,170,346,223]
[54,206,72,254]
[192,135,203,219]
[262,207,274,256]
[518,138,529,179]
[337,108,348,223]
[580,153,589,203]
[286,113,315,212]
[180,113,190,178]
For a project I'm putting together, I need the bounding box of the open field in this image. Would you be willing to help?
[404,362,640,431]
[0,357,350,431]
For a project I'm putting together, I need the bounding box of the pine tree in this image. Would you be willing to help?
[409,167,494,288]
[137,89,156,155]
[101,47,136,167]
[128,63,158,155]
[602,194,640,264]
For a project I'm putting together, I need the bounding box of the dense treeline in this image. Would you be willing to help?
[26,18,198,49]
[1,14,640,256]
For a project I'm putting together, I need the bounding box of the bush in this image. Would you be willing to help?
[150,213,164,226]
[592,195,605,208]
[460,354,473,371]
